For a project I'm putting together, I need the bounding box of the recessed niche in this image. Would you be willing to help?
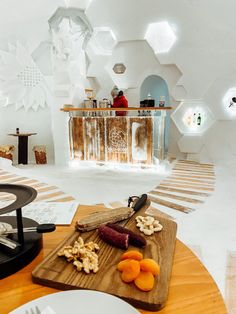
[171,100,215,135]
[145,21,176,54]
[113,63,126,74]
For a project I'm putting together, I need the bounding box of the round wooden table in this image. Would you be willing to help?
[8,133,37,164]
[0,205,227,314]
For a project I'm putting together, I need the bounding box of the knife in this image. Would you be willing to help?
[76,194,148,232]
[119,193,148,227]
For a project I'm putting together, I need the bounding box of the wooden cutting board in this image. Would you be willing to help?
[32,203,177,311]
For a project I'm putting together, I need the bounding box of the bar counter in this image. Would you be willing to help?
[62,107,172,164]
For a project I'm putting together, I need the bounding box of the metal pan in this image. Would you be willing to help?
[0,184,37,215]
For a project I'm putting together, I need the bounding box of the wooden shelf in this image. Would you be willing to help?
[61,106,172,112]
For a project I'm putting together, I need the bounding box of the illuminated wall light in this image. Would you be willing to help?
[145,21,177,54]
[182,107,205,132]
[64,0,70,7]
[172,100,215,135]
[89,27,117,56]
[223,87,236,117]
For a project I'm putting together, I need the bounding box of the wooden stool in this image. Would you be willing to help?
[0,145,15,161]
[33,146,47,164]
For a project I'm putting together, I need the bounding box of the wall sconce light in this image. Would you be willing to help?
[222,88,236,117]
[229,97,236,108]
[113,63,126,74]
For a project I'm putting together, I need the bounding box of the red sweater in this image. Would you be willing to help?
[112,95,128,116]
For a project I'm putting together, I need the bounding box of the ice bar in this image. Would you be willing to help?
[62,107,172,166]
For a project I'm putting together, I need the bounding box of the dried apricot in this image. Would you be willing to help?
[117,259,133,272]
[121,250,143,261]
[120,260,140,283]
[139,259,160,276]
[134,271,154,291]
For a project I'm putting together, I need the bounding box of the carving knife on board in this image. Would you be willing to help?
[76,194,148,232]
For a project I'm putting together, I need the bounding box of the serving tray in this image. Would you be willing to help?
[32,205,177,311]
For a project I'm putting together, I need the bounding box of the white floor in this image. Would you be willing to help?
[1,158,235,301]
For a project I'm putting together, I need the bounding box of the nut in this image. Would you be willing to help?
[135,215,163,236]
[57,236,100,274]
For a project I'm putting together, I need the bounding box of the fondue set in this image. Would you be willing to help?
[0,184,55,279]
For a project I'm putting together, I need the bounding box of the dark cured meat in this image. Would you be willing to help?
[106,223,146,248]
[98,225,129,250]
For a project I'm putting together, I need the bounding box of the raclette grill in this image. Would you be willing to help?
[0,184,55,279]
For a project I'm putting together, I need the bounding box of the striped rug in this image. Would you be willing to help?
[148,159,215,215]
[0,159,215,216]
[0,170,75,203]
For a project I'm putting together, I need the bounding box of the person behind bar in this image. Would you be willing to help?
[111,86,128,116]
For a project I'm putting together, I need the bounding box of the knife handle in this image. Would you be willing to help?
[36,224,56,233]
[133,194,147,212]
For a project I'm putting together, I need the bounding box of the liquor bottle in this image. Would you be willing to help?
[159,96,165,107]
[197,113,201,126]
[187,115,192,126]
[193,113,196,125]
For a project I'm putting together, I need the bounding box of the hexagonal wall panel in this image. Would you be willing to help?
[105,41,160,89]
[89,27,117,56]
[113,63,126,74]
[145,21,176,54]
[178,135,203,154]
[222,87,236,118]
[171,99,215,135]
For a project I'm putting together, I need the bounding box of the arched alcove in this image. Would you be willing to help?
[140,75,170,155]
[140,75,170,107]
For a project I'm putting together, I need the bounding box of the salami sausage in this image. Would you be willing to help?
[98,225,129,250]
[106,223,146,248]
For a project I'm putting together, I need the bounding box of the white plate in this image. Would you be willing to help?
[10,290,139,314]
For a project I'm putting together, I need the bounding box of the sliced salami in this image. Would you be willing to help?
[106,223,146,248]
[98,225,129,250]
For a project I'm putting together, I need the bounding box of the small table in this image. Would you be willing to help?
[8,133,37,164]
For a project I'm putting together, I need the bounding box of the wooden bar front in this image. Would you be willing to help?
[69,116,154,165]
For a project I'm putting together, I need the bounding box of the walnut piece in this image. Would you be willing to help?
[57,236,100,274]
[135,215,163,236]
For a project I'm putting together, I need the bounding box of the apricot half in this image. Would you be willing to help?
[120,260,140,283]
[121,250,143,261]
[134,271,155,291]
[139,258,160,276]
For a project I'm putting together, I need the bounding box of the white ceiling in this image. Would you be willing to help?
[0,0,236,103]
[0,0,234,47]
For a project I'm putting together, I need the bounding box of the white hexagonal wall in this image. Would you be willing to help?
[222,87,236,118]
[145,21,176,54]
[89,27,117,56]
[178,135,203,154]
[105,41,160,89]
[171,99,215,135]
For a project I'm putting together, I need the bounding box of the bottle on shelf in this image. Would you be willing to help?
[159,96,165,107]
[193,113,196,125]
[187,115,192,126]
[197,113,201,126]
